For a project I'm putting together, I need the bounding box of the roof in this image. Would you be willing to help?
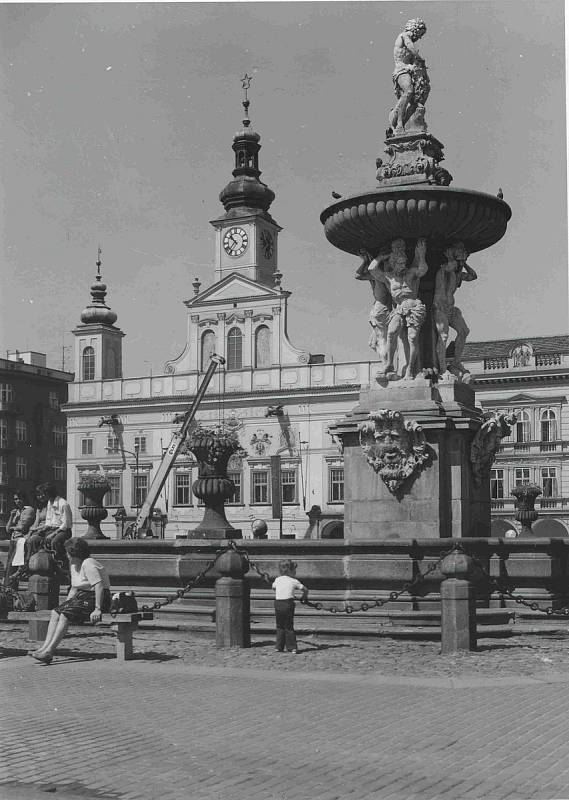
[463,335,569,360]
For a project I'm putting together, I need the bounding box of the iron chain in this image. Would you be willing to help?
[461,544,569,618]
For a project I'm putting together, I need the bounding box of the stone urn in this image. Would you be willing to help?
[184,426,245,539]
[511,483,542,536]
[78,475,111,539]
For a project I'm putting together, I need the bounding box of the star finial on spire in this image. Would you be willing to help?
[241,73,252,127]
[96,246,102,281]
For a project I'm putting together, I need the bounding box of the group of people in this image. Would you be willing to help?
[4,488,309,663]
[4,483,73,588]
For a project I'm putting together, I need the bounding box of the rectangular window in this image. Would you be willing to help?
[49,391,60,410]
[104,475,122,507]
[490,469,504,500]
[252,470,270,504]
[281,469,298,504]
[52,424,65,447]
[541,468,557,498]
[514,468,531,486]
[132,474,148,508]
[106,436,120,454]
[328,467,345,503]
[0,455,7,482]
[53,460,66,481]
[0,419,7,448]
[174,472,192,506]
[228,471,242,504]
[0,384,14,403]
[81,438,93,456]
[16,457,27,479]
[134,436,147,454]
[0,491,7,517]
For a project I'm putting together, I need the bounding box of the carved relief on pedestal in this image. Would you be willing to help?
[358,410,431,493]
[470,411,517,485]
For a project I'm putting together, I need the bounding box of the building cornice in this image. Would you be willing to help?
[62,384,361,416]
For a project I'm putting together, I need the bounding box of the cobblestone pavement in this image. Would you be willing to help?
[3,624,569,800]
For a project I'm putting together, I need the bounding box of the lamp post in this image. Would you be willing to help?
[299,440,308,510]
[105,442,141,534]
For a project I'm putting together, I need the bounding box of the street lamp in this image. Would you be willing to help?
[105,442,141,533]
[299,440,309,510]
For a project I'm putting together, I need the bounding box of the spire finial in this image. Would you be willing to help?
[96,246,102,281]
[241,73,252,128]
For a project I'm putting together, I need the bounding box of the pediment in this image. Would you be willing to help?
[481,392,566,406]
[187,273,281,306]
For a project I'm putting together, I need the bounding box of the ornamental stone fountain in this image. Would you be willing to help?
[323,19,513,540]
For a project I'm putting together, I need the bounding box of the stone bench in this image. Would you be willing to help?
[6,610,154,661]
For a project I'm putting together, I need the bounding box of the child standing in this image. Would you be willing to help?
[272,559,308,654]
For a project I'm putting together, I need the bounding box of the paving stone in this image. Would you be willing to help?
[4,623,569,799]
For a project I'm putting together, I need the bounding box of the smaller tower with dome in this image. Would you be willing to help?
[72,248,124,382]
[210,74,282,286]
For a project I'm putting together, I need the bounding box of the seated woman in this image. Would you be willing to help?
[3,491,36,588]
[29,538,111,664]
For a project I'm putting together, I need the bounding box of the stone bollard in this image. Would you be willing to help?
[440,549,477,654]
[28,551,61,641]
[215,548,251,649]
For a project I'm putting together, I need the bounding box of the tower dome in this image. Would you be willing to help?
[80,249,118,326]
[218,74,275,215]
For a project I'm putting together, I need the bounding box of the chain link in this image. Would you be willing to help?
[138,540,238,612]
[461,544,569,618]
[244,543,459,615]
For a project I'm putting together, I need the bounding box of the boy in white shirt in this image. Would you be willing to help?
[271,559,308,654]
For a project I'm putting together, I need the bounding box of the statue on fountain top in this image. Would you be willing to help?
[389,19,430,136]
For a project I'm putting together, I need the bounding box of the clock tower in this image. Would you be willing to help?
[210,75,281,287]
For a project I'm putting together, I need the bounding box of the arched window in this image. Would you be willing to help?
[515,410,531,443]
[541,410,557,442]
[226,328,242,371]
[255,325,271,369]
[201,330,216,372]
[82,346,95,381]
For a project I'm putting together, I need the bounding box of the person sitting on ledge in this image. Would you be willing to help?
[3,491,36,589]
[29,538,111,665]
[26,482,72,572]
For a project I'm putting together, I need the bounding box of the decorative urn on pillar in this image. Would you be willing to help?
[511,483,542,536]
[184,426,245,539]
[78,474,111,539]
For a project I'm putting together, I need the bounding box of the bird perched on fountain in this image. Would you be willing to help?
[331,191,342,199]
[497,188,503,199]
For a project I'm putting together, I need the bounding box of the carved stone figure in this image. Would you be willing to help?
[355,249,392,371]
[250,431,272,456]
[359,410,431,493]
[470,411,517,485]
[366,238,428,379]
[512,344,532,367]
[433,242,478,380]
[388,19,430,135]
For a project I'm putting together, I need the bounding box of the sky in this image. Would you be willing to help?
[0,0,567,377]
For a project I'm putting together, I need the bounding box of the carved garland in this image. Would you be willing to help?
[358,410,431,494]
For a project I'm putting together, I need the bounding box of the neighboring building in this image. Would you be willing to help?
[0,351,73,530]
[63,97,569,540]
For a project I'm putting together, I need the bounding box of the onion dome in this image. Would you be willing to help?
[219,74,275,214]
[80,249,118,326]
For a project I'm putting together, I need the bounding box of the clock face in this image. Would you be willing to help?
[223,227,249,257]
[260,230,274,259]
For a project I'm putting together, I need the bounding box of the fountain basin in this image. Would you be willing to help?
[320,185,511,255]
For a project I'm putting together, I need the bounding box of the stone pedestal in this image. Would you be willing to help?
[215,549,251,649]
[440,550,477,654]
[330,376,489,540]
